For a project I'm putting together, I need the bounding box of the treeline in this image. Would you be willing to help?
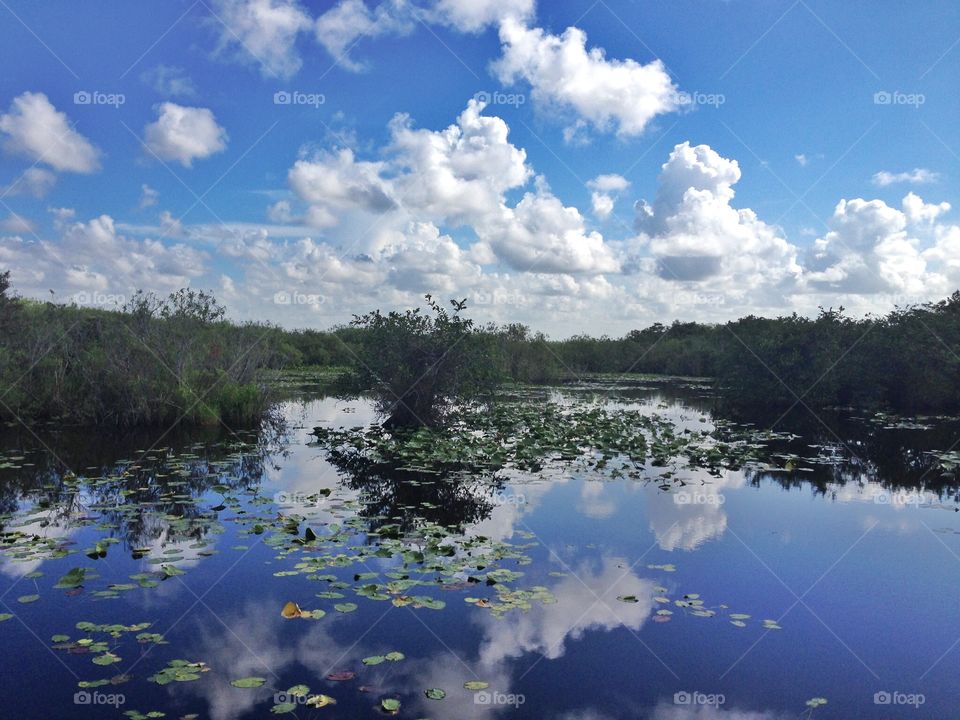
[3,269,959,427]
[301,295,960,416]
[493,298,960,415]
[0,273,291,427]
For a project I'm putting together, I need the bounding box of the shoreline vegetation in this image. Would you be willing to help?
[2,271,959,428]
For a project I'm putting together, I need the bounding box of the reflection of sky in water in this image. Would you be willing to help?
[0,384,958,718]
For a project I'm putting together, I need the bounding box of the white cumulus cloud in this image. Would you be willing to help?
[212,0,313,78]
[0,92,100,173]
[144,103,228,167]
[494,18,679,137]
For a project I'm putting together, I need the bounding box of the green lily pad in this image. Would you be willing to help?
[381,698,400,713]
[231,677,267,688]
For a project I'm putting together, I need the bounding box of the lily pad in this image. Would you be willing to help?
[306,694,336,708]
[380,698,400,713]
[231,677,267,688]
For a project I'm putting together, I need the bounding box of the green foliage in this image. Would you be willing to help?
[349,295,498,428]
[469,295,960,416]
[0,284,288,427]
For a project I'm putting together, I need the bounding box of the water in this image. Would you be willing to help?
[1,380,957,719]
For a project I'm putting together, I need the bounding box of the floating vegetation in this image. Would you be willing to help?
[380,697,401,713]
[230,677,267,688]
[311,401,775,480]
[148,660,210,685]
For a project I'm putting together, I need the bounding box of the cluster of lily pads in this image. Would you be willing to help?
[311,401,778,481]
[49,621,167,688]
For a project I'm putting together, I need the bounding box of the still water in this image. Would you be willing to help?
[0,380,957,719]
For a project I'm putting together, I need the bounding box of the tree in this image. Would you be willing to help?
[350,295,497,428]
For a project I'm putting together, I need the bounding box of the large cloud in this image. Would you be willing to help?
[288,147,397,226]
[386,100,531,225]
[429,0,534,32]
[0,92,100,174]
[494,18,679,137]
[285,100,622,277]
[211,0,313,78]
[314,0,413,72]
[144,103,229,167]
[799,191,960,302]
[0,212,207,300]
[635,142,801,296]
[482,188,620,274]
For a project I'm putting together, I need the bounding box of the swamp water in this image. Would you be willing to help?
[0,378,957,719]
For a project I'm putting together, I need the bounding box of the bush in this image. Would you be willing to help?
[350,296,498,428]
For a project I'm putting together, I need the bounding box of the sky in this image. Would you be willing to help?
[1,0,959,337]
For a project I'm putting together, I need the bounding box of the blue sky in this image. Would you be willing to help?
[1,0,959,335]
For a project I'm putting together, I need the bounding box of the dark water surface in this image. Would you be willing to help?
[1,380,958,719]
